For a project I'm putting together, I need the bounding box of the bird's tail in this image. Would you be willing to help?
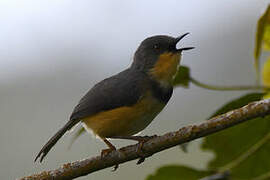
[34,119,79,162]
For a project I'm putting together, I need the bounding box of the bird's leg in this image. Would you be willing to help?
[102,138,116,157]
[111,135,157,164]
[101,138,119,171]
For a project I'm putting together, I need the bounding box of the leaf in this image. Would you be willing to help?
[262,57,270,87]
[146,165,211,180]
[201,93,270,179]
[263,25,270,50]
[264,93,270,99]
[254,5,270,65]
[173,65,190,88]
[262,57,270,99]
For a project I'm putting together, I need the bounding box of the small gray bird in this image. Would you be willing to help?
[35,33,193,164]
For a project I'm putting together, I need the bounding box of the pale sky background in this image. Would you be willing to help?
[0,0,269,180]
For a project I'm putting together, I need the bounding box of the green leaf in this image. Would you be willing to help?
[262,57,270,87]
[263,25,270,50]
[254,5,270,75]
[173,65,190,88]
[146,165,211,180]
[264,92,270,99]
[201,93,270,179]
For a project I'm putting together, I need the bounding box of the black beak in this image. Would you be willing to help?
[175,32,190,43]
[175,33,194,52]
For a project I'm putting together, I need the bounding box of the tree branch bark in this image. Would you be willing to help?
[20,98,270,180]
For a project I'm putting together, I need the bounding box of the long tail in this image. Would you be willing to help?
[35,119,79,162]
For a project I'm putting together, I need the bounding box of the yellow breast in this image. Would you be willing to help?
[82,92,165,138]
[149,52,181,85]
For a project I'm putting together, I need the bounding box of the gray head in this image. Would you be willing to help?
[131,33,193,71]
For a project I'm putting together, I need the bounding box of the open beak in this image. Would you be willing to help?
[175,33,194,52]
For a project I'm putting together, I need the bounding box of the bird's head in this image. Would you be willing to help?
[132,33,194,86]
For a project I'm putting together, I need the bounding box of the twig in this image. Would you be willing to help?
[199,171,230,180]
[189,77,269,91]
[253,171,270,180]
[19,98,270,180]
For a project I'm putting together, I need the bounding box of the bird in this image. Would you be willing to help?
[35,33,194,165]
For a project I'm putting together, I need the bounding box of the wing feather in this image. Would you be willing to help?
[70,69,146,121]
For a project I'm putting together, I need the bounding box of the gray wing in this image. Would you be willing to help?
[70,68,146,120]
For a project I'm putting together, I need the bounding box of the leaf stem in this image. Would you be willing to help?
[219,131,270,172]
[199,171,230,180]
[189,77,268,91]
[253,171,270,180]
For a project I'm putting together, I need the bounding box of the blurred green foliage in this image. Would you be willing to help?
[146,165,211,180]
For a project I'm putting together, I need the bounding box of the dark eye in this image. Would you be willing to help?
[153,44,159,50]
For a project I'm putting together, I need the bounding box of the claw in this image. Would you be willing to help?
[101,138,120,171]
[135,135,157,164]
[137,157,145,164]
[101,148,119,171]
[109,135,158,165]
[101,148,114,157]
[112,164,119,171]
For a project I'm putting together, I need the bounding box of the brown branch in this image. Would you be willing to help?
[20,98,270,180]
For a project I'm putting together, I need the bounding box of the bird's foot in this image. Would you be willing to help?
[101,148,115,157]
[135,135,157,164]
[101,146,119,171]
[109,135,158,165]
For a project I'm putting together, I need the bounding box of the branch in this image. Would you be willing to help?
[20,99,270,180]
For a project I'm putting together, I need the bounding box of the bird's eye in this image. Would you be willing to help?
[153,44,159,50]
